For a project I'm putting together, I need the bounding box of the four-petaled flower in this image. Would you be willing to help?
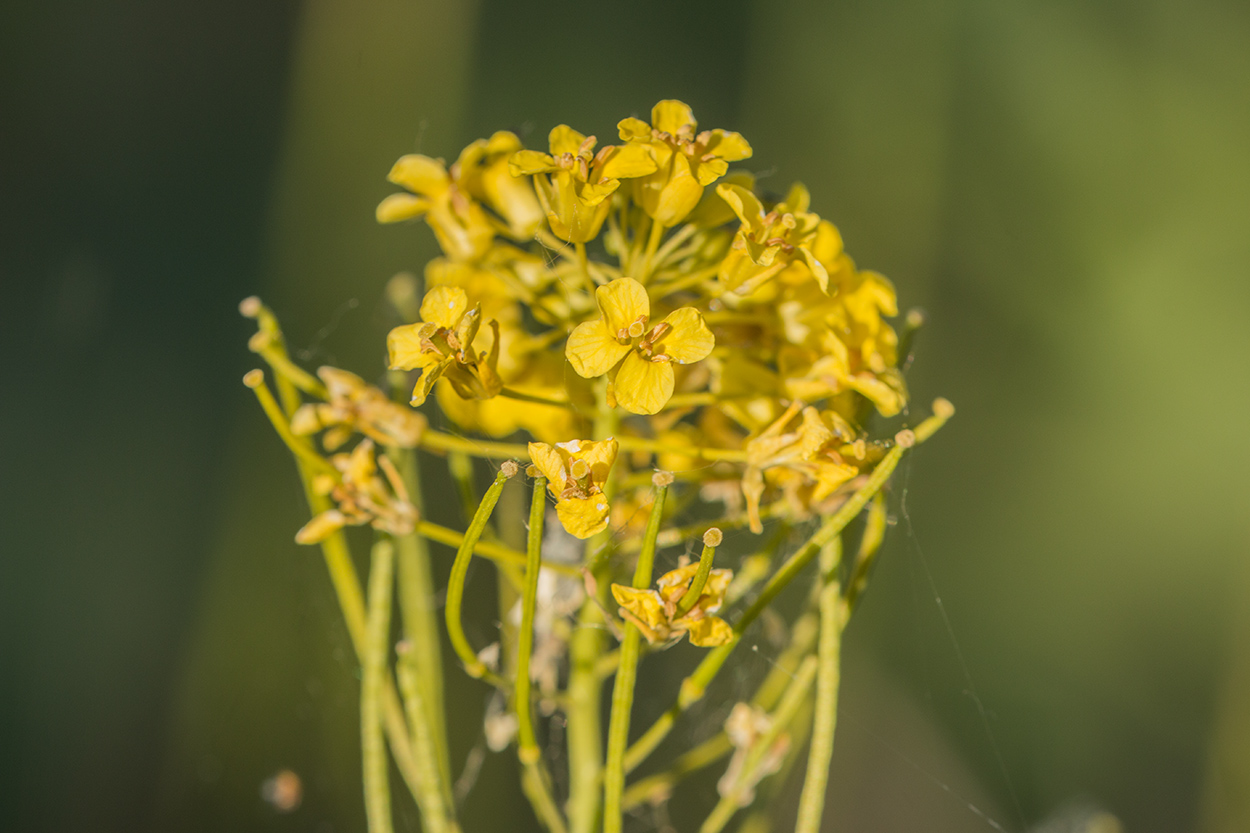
[717,182,826,295]
[611,562,734,647]
[509,125,656,243]
[376,154,496,263]
[528,438,619,539]
[566,277,714,415]
[618,99,753,228]
[387,286,502,406]
[454,131,545,240]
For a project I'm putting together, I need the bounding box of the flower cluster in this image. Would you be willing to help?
[372,99,912,542]
[241,98,952,833]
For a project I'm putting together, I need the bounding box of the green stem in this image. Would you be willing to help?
[638,217,666,282]
[623,438,918,773]
[500,387,573,409]
[516,477,547,760]
[396,643,461,833]
[391,448,453,803]
[845,492,888,612]
[244,373,337,476]
[603,481,668,833]
[794,539,846,833]
[674,537,718,619]
[699,656,818,833]
[514,477,569,833]
[566,377,619,833]
[621,584,822,811]
[444,466,515,687]
[362,540,396,833]
[415,519,580,577]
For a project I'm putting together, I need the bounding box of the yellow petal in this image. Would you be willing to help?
[387,154,449,195]
[419,285,468,330]
[376,193,430,223]
[651,100,696,135]
[617,117,652,142]
[295,509,347,545]
[656,564,699,601]
[650,153,704,225]
[549,124,588,156]
[693,156,729,187]
[599,142,659,180]
[595,278,650,334]
[566,318,631,378]
[556,495,610,539]
[614,352,674,415]
[682,615,734,647]
[656,307,715,365]
[527,442,568,494]
[715,183,764,230]
[387,323,432,370]
[509,149,558,176]
[705,130,752,162]
[781,182,811,214]
[575,438,619,485]
[611,585,668,631]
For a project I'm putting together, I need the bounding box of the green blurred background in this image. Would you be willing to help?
[3,0,1248,831]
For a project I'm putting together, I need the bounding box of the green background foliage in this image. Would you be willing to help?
[2,0,1248,831]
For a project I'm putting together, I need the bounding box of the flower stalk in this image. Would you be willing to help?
[242,98,954,833]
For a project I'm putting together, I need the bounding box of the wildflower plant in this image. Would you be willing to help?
[242,99,953,833]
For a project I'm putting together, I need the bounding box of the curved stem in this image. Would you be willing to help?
[444,467,515,687]
[674,539,718,618]
[603,481,668,833]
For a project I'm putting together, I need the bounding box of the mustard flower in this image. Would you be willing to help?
[617,99,752,227]
[741,402,860,533]
[453,131,545,240]
[376,154,496,262]
[717,182,826,295]
[528,438,619,539]
[565,277,714,415]
[290,366,427,451]
[295,439,416,544]
[387,286,502,406]
[509,125,656,243]
[611,562,734,647]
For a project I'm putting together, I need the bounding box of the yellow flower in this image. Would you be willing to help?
[617,100,752,227]
[295,439,416,544]
[741,402,861,533]
[611,562,734,647]
[376,154,496,262]
[717,182,826,295]
[387,286,502,406]
[565,277,714,415]
[528,438,619,539]
[290,366,428,451]
[453,131,545,240]
[509,125,656,243]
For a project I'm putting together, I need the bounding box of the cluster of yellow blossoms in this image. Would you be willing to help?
[376,99,908,549]
[243,99,952,833]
